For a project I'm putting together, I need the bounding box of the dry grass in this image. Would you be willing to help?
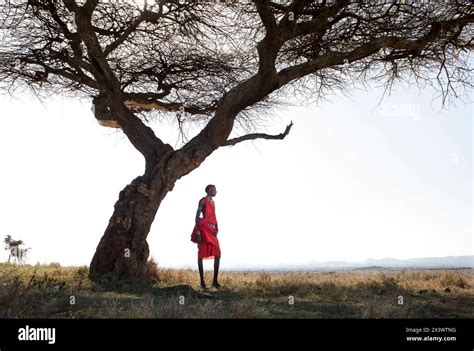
[0,263,472,318]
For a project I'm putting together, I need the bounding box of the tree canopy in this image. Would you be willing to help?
[1,1,472,140]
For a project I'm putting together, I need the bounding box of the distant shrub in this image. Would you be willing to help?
[74,266,89,289]
[381,276,399,289]
[440,272,470,289]
[31,273,68,292]
[145,257,159,283]
[255,273,272,290]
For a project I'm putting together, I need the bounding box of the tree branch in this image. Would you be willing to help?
[64,3,172,162]
[277,15,474,87]
[255,0,283,76]
[222,121,293,147]
[123,92,218,115]
[103,12,147,57]
[284,0,350,40]
[254,0,278,34]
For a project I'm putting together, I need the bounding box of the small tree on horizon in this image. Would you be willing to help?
[3,235,30,264]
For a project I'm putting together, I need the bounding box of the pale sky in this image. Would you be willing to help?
[0,82,472,269]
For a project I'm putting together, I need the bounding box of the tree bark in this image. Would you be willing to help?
[90,178,155,278]
[89,153,176,279]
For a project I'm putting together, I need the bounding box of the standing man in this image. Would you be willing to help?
[191,184,221,289]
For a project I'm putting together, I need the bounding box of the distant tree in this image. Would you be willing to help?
[0,1,472,279]
[3,235,30,264]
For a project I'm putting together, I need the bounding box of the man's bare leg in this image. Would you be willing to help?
[198,258,206,288]
[212,256,221,288]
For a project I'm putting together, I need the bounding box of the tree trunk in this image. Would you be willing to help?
[89,170,172,279]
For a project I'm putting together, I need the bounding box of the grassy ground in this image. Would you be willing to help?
[0,262,472,318]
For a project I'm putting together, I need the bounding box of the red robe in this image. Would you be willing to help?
[190,197,221,259]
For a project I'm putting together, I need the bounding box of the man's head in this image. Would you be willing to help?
[205,184,217,197]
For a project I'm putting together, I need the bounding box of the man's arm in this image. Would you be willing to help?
[195,198,205,226]
[195,198,206,242]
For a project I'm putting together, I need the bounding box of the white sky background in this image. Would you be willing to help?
[0,83,472,269]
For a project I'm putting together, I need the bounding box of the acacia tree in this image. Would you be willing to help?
[0,0,472,279]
